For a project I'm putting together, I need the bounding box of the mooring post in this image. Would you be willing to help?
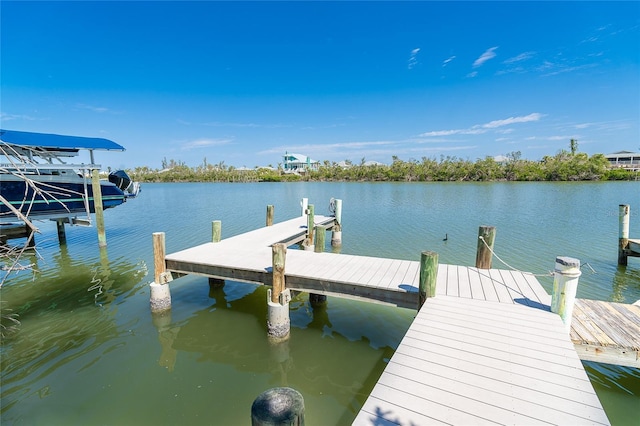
[301,198,308,217]
[419,251,438,308]
[266,205,274,227]
[476,225,496,269]
[310,225,328,306]
[150,232,172,312]
[551,256,582,333]
[212,220,222,243]
[303,204,315,251]
[268,243,290,341]
[251,387,305,426]
[209,220,225,289]
[331,198,342,248]
[55,219,67,245]
[619,204,630,266]
[91,168,107,247]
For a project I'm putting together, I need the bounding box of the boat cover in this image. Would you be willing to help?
[0,129,125,151]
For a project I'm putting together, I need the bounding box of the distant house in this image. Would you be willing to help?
[605,151,640,171]
[282,152,320,172]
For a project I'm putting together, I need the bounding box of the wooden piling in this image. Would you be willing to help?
[212,220,222,243]
[55,219,66,245]
[419,251,438,308]
[314,225,326,253]
[306,204,315,247]
[619,204,630,266]
[551,256,582,333]
[475,225,496,269]
[331,198,342,248]
[251,387,305,426]
[151,232,171,312]
[271,243,286,304]
[266,205,274,227]
[91,168,107,247]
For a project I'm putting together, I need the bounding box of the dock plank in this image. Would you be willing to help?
[356,295,610,426]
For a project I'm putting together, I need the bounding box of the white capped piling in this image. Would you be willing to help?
[619,204,630,266]
[150,232,172,312]
[91,168,107,247]
[251,387,305,426]
[551,256,582,333]
[300,198,308,217]
[210,220,225,288]
[476,225,496,269]
[268,243,290,341]
[331,198,342,248]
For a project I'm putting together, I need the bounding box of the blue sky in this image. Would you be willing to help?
[1,1,639,170]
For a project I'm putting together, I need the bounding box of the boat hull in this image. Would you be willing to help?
[0,175,127,223]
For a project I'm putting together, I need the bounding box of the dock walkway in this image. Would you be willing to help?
[160,214,640,425]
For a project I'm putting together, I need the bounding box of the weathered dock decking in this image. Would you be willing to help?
[160,215,640,424]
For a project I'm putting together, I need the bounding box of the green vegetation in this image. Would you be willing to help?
[129,150,637,183]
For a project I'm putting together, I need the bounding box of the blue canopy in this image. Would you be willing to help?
[0,129,126,151]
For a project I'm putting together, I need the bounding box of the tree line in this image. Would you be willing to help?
[128,150,637,183]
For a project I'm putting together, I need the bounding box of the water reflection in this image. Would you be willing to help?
[611,265,640,303]
[0,245,146,417]
[154,282,402,412]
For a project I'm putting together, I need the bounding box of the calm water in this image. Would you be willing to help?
[1,182,639,425]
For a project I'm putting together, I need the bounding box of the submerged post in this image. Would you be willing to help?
[619,204,630,266]
[266,205,274,227]
[268,243,290,341]
[419,251,438,308]
[251,387,305,426]
[476,225,496,269]
[91,168,107,247]
[551,256,582,333]
[331,198,342,248]
[55,219,67,245]
[150,232,172,312]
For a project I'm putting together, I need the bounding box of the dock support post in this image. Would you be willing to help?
[303,204,314,251]
[266,205,274,227]
[150,232,172,312]
[476,225,496,269]
[551,256,582,333]
[212,220,222,243]
[301,198,308,217]
[91,168,107,247]
[310,225,328,306]
[209,220,225,289]
[268,243,290,341]
[331,198,342,248]
[251,387,305,426]
[419,251,438,308]
[619,204,630,266]
[55,219,66,245]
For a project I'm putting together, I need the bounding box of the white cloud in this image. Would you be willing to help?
[408,48,420,69]
[473,46,499,68]
[0,112,37,121]
[181,138,232,150]
[419,113,544,138]
[442,56,456,67]
[482,113,544,128]
[503,51,535,64]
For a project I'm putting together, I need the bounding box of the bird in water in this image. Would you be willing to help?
[443,233,448,241]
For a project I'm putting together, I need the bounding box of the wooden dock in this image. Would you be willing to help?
[159,214,640,424]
